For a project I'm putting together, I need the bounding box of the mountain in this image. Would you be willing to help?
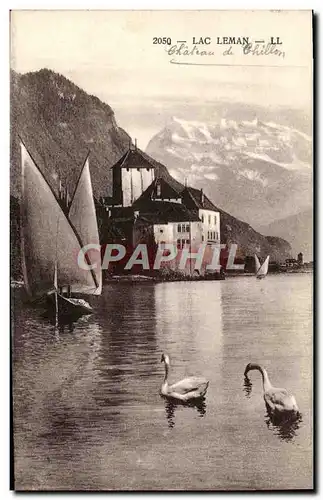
[203,201,292,263]
[11,68,176,199]
[146,115,312,227]
[11,68,128,198]
[10,68,292,279]
[257,209,313,261]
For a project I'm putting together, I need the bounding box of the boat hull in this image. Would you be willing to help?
[47,292,93,318]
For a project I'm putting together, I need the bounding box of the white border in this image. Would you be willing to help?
[2,2,320,498]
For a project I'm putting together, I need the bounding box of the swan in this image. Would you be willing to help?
[160,353,209,402]
[244,362,299,414]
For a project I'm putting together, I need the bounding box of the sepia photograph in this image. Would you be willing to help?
[10,9,313,491]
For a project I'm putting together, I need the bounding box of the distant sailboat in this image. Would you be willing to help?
[255,254,270,279]
[20,142,102,320]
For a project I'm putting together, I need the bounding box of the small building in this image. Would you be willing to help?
[285,258,298,268]
[132,200,202,275]
[181,186,221,245]
[131,178,222,275]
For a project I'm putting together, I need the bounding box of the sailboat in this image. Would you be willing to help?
[20,142,102,320]
[254,254,270,279]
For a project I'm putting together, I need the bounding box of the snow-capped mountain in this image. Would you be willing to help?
[146,115,312,227]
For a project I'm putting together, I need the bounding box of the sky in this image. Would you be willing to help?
[10,10,313,148]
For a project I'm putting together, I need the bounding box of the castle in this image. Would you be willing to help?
[97,142,221,276]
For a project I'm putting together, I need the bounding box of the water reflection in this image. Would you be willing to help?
[154,282,223,397]
[265,411,303,442]
[13,276,312,490]
[164,397,207,428]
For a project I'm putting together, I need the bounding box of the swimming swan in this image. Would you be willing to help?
[244,362,299,414]
[160,353,209,402]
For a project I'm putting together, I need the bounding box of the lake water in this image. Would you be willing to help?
[12,273,313,491]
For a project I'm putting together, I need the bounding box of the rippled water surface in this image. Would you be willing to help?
[13,274,313,490]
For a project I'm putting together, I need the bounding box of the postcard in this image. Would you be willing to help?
[10,10,313,491]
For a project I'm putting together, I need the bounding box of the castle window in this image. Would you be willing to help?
[201,214,204,223]
[146,168,150,172]
[202,235,204,242]
[160,228,164,233]
[186,224,190,232]
[177,224,181,233]
[177,239,181,249]
[214,215,217,225]
[208,215,211,225]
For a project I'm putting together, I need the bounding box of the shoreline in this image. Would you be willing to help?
[104,269,313,283]
[10,268,313,289]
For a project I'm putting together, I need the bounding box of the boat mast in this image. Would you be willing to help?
[54,215,59,325]
[54,260,58,326]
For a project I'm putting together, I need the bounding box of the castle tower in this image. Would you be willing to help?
[112,141,155,207]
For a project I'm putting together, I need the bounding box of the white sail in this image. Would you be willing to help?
[256,255,270,278]
[68,158,102,295]
[254,254,261,273]
[20,143,98,297]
